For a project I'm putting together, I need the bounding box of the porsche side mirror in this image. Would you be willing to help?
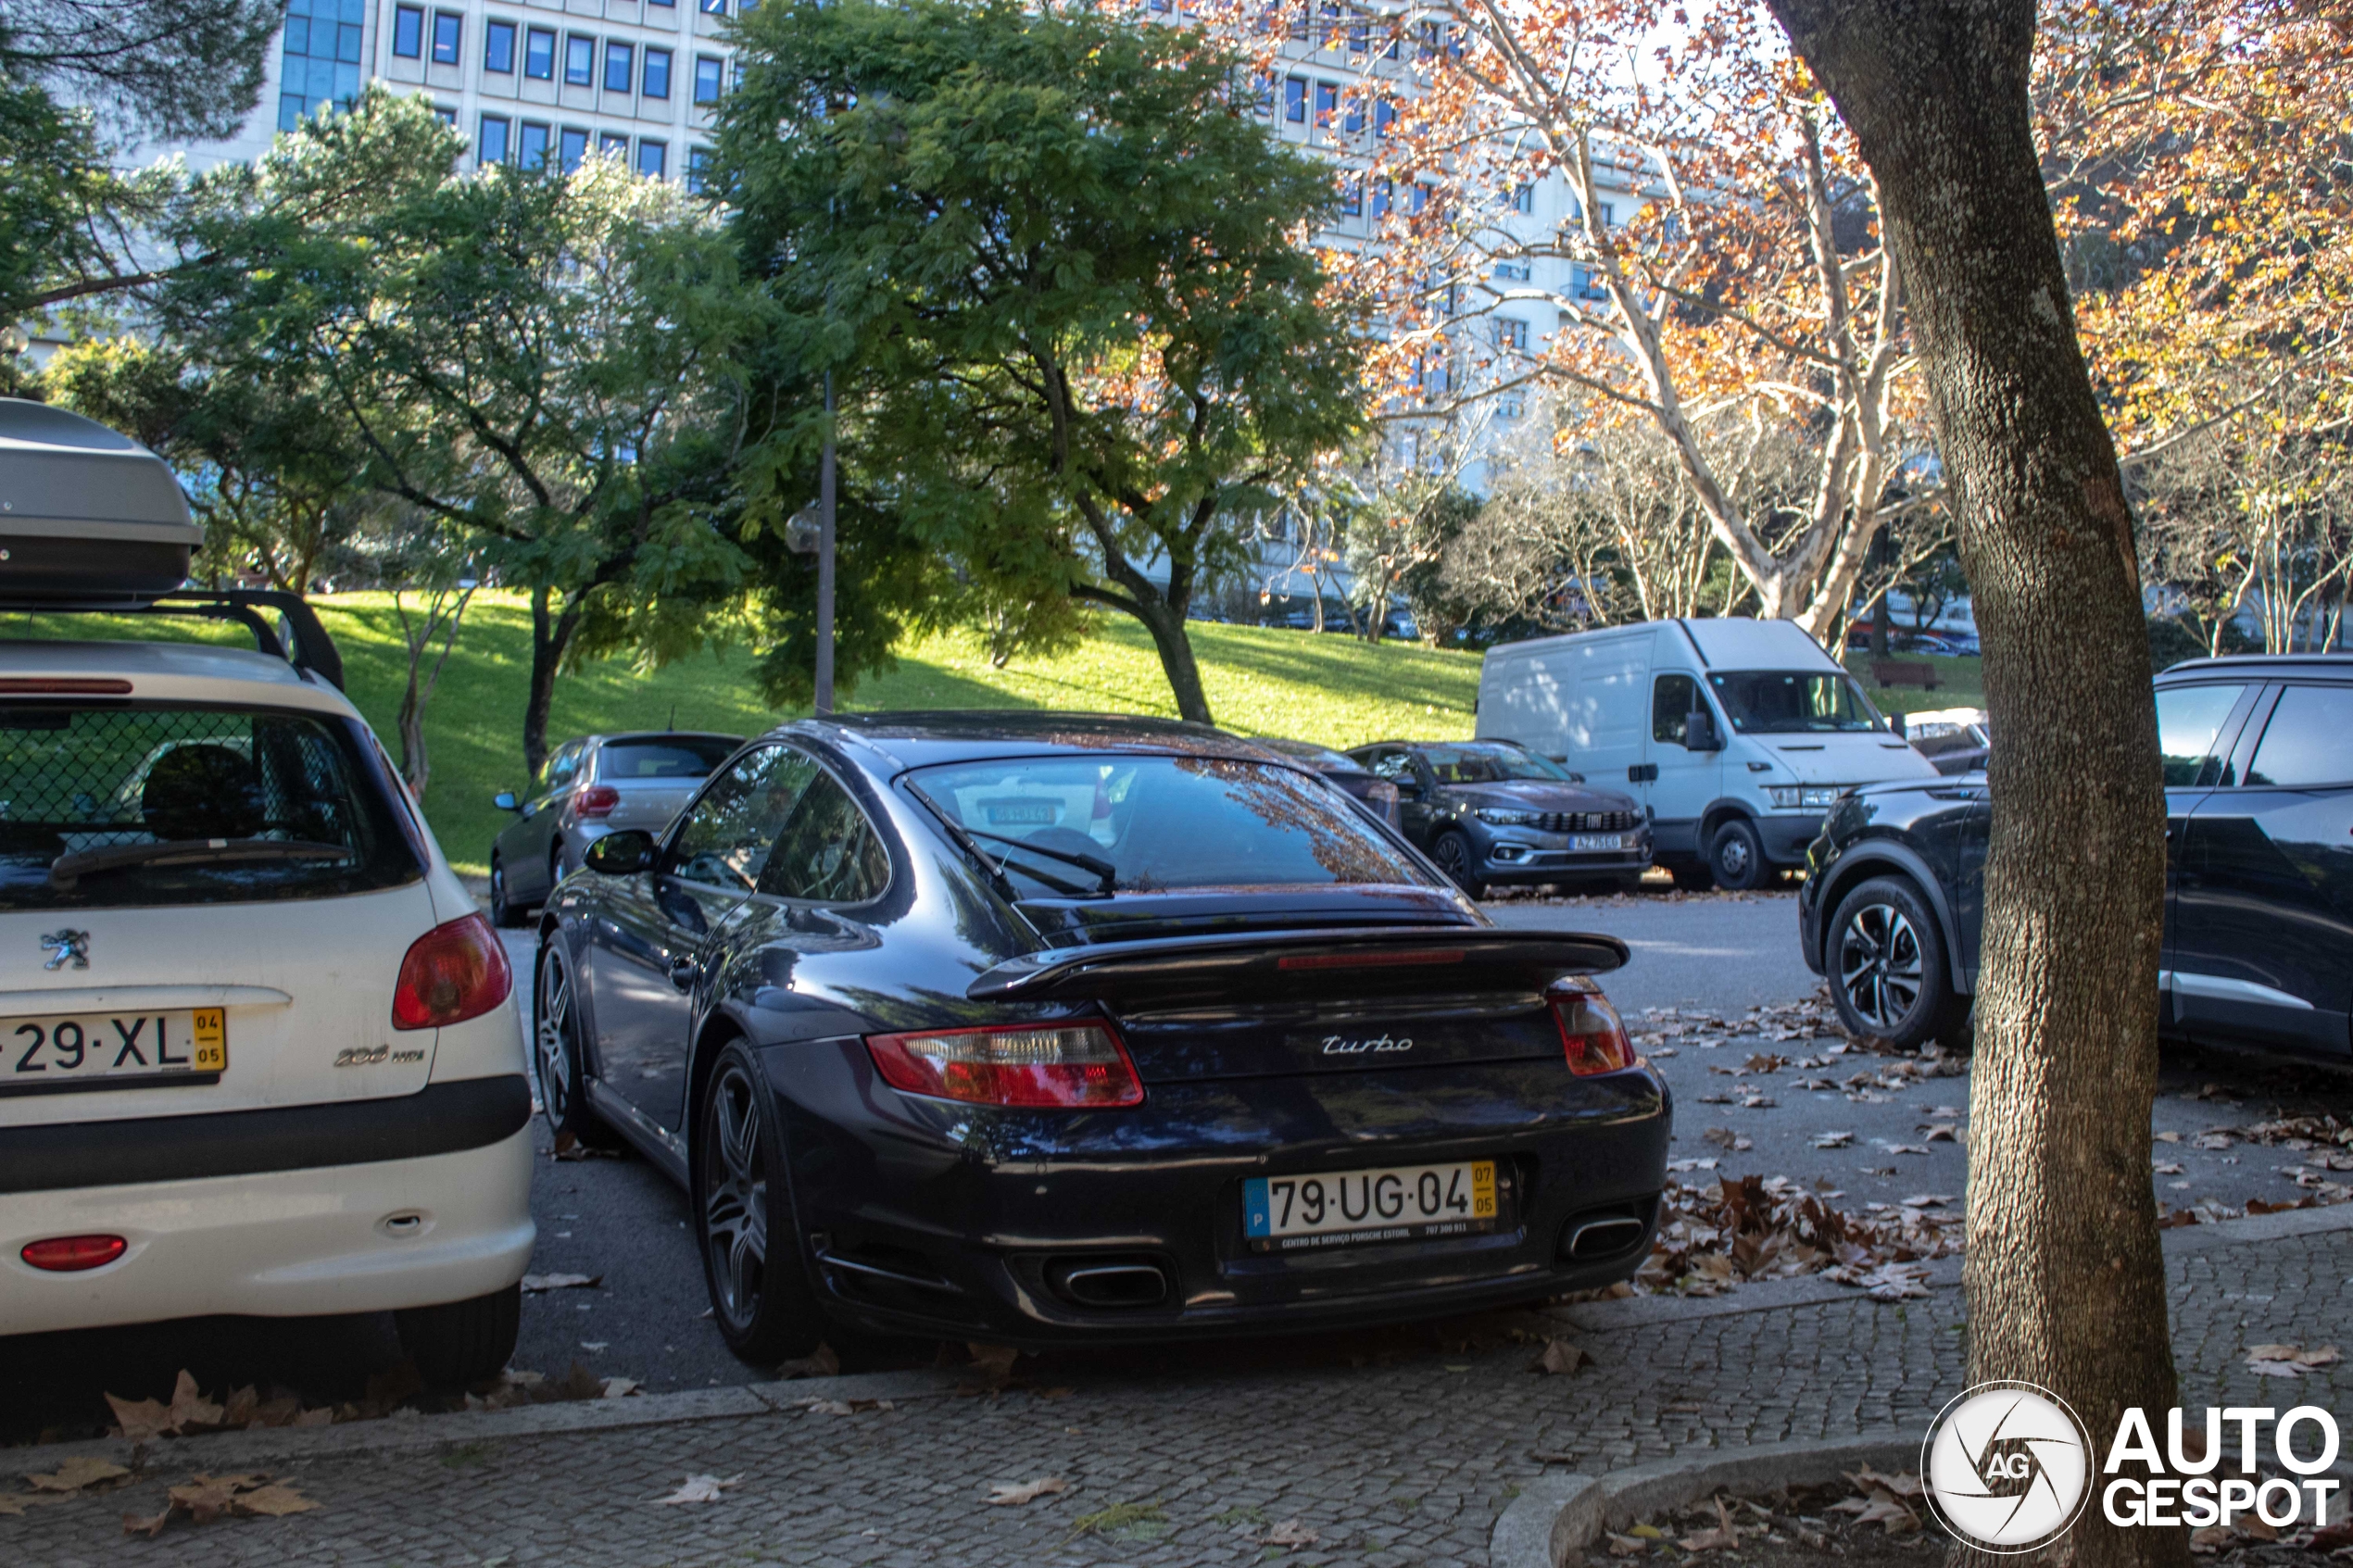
[585,830,656,874]
[493,790,520,812]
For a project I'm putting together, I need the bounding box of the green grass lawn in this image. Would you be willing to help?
[1855,653,1986,715]
[2,594,1978,874]
[4,593,1482,873]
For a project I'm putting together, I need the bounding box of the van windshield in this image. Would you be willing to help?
[0,702,422,910]
[1707,671,1881,734]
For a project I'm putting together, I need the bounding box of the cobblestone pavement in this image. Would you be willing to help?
[8,1221,2346,1567]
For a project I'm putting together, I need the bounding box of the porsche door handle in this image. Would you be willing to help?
[668,957,699,992]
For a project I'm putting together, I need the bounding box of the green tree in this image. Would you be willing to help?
[715,0,1365,724]
[160,90,778,777]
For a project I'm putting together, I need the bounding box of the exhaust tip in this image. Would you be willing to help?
[1046,1259,1171,1309]
[1563,1214,1648,1261]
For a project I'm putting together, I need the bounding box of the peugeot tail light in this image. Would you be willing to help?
[1552,985,1635,1075]
[21,1235,126,1272]
[573,784,621,820]
[865,1021,1144,1108]
[393,913,513,1030]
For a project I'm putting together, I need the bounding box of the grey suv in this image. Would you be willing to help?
[489,731,743,924]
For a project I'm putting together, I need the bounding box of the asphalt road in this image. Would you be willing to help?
[6,888,2346,1443]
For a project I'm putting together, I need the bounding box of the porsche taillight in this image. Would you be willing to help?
[864,1021,1144,1109]
[1552,985,1636,1075]
[392,913,513,1030]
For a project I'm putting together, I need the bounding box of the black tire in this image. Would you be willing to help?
[1826,875,1957,1050]
[1429,829,1487,899]
[535,943,623,1149]
[488,855,524,928]
[695,1041,826,1366]
[395,1283,520,1387]
[1669,861,1716,892]
[1706,818,1769,891]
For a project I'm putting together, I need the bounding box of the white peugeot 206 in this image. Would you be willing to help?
[0,399,533,1384]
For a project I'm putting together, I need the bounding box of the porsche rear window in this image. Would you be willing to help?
[909,756,1432,895]
[0,703,422,909]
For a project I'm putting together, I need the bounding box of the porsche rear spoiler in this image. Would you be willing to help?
[966,926,1629,1007]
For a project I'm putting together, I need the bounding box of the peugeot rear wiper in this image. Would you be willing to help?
[49,837,352,889]
[963,829,1118,897]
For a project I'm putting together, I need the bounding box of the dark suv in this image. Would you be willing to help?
[1348,739,1653,898]
[1798,656,2353,1054]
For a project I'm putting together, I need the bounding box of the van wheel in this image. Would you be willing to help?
[1707,819,1768,891]
[395,1283,520,1387]
[1430,830,1486,899]
[1827,876,1955,1051]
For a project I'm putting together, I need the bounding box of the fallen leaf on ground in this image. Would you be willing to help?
[1260,1518,1320,1548]
[27,1456,130,1493]
[2154,1130,2183,1143]
[121,1472,317,1535]
[1530,1339,1592,1375]
[1604,1530,1649,1556]
[988,1476,1068,1506]
[774,1343,840,1380]
[1849,1467,1924,1500]
[1811,1131,1854,1148]
[2154,1161,2184,1174]
[1922,1123,1957,1142]
[1677,1497,1742,1551]
[599,1377,641,1399]
[1900,1194,1953,1209]
[519,1273,601,1293]
[652,1474,742,1505]
[1855,1491,1921,1533]
[2193,1133,2233,1150]
[579,1340,609,1352]
[1699,1127,1752,1151]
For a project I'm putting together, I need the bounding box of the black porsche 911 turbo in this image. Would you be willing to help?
[530,713,1670,1362]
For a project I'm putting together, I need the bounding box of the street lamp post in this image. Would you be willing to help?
[786,372,839,718]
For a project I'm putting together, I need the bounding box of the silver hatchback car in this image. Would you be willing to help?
[488,732,743,925]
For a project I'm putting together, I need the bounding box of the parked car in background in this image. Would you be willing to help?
[489,731,744,925]
[1477,618,1937,890]
[533,713,1667,1361]
[1252,737,1403,825]
[1345,739,1652,897]
[1900,708,1989,776]
[1799,655,2353,1055]
[0,398,532,1385]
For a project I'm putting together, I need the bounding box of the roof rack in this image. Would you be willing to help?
[0,587,346,691]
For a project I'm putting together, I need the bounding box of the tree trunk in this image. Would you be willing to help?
[1764,7,2179,1568]
[1130,591,1212,726]
[525,583,587,783]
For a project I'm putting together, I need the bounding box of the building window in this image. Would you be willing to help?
[1314,81,1338,130]
[564,35,594,87]
[1494,257,1530,281]
[686,145,713,193]
[1283,77,1306,123]
[431,11,461,66]
[518,119,550,169]
[648,0,674,7]
[694,55,724,104]
[392,5,423,57]
[1340,173,1362,217]
[604,41,633,94]
[1495,317,1529,351]
[636,139,666,178]
[700,0,725,12]
[1342,92,1364,134]
[279,0,367,128]
[1598,201,1616,227]
[1498,394,1525,420]
[559,126,590,173]
[1512,182,1533,213]
[642,47,672,98]
[1571,265,1608,301]
[1374,99,1395,138]
[480,114,511,164]
[1248,70,1274,117]
[524,26,554,79]
[1288,1,1308,41]
[484,19,516,72]
[598,131,630,159]
[1370,177,1391,218]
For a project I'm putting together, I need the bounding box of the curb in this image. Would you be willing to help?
[1,1366,969,1481]
[1488,1430,1917,1568]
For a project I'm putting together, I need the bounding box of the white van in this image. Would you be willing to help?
[1475,618,1937,889]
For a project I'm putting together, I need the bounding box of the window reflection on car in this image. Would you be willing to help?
[1414,742,1574,784]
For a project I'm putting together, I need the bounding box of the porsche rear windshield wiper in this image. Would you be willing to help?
[962,829,1118,897]
[49,838,353,889]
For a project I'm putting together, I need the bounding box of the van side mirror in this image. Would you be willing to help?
[1887,710,1907,738]
[1683,709,1723,751]
[585,830,656,874]
[493,791,520,812]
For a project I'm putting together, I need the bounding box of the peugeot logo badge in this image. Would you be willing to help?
[40,929,90,971]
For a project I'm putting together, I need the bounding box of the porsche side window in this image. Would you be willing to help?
[760,771,888,904]
[669,746,817,890]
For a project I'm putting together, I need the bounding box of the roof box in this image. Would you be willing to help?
[0,397,202,604]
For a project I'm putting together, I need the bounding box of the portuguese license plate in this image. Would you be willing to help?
[1570,833,1634,851]
[1243,1159,1498,1252]
[2,1008,225,1095]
